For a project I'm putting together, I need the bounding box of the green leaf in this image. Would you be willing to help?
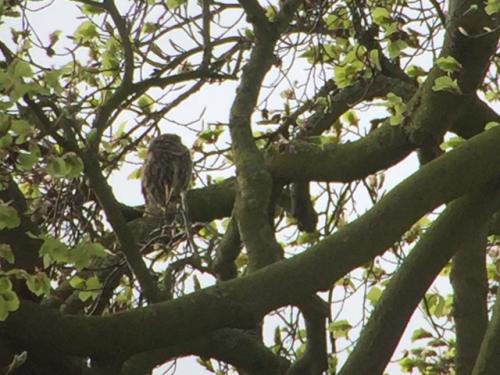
[74,21,99,43]
[2,290,20,311]
[77,276,101,302]
[485,0,500,15]
[25,272,51,297]
[328,320,352,339]
[297,231,320,244]
[484,121,500,130]
[425,294,446,317]
[17,146,40,170]
[0,134,13,149]
[265,6,278,22]
[0,204,21,230]
[46,156,70,178]
[411,328,432,341]
[39,237,69,267]
[432,76,462,94]
[342,111,359,127]
[44,70,63,93]
[63,152,84,178]
[142,22,160,34]
[369,49,382,71]
[385,93,407,126]
[137,94,155,114]
[406,65,427,78]
[372,7,392,25]
[0,244,15,264]
[436,56,462,73]
[367,286,382,305]
[71,240,107,270]
[0,277,13,292]
[13,60,33,78]
[11,119,33,140]
[86,276,101,290]
[0,296,8,321]
[69,276,86,289]
[388,40,408,58]
[167,0,187,9]
[46,153,83,179]
[82,3,105,15]
[439,136,465,151]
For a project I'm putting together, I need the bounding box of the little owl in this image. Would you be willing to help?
[141,134,192,215]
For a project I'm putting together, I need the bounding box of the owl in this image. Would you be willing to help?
[141,134,192,214]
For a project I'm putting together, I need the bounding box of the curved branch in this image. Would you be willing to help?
[121,328,290,375]
[451,226,489,375]
[471,286,500,375]
[338,183,500,375]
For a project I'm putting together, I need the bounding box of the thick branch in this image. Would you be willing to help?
[451,227,489,375]
[121,328,289,375]
[338,183,500,375]
[471,286,500,375]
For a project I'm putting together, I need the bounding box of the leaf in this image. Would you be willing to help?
[372,7,392,25]
[39,237,69,267]
[425,294,446,317]
[13,60,33,78]
[0,296,8,321]
[342,111,359,127]
[436,56,462,73]
[0,134,13,149]
[69,276,86,289]
[86,276,101,290]
[44,69,63,93]
[2,290,20,311]
[439,136,465,151]
[369,49,382,71]
[71,240,107,270]
[265,6,277,22]
[82,3,105,15]
[367,286,382,305]
[328,320,352,339]
[74,21,99,43]
[385,93,407,126]
[406,65,427,78]
[167,0,187,9]
[0,204,21,230]
[11,119,33,139]
[25,272,51,297]
[0,244,15,264]
[17,147,40,170]
[63,152,84,178]
[46,156,70,178]
[137,94,155,114]
[0,277,13,292]
[432,76,462,94]
[411,328,432,341]
[387,40,408,58]
[485,0,500,15]
[484,121,500,130]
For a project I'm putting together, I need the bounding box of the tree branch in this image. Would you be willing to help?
[338,182,500,375]
[121,328,289,375]
[451,224,489,375]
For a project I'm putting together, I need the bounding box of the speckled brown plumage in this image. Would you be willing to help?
[141,134,192,214]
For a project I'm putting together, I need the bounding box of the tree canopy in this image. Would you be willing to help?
[0,0,499,374]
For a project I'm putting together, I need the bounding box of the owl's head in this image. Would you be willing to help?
[148,133,183,152]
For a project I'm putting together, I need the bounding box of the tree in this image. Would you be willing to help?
[0,0,499,374]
